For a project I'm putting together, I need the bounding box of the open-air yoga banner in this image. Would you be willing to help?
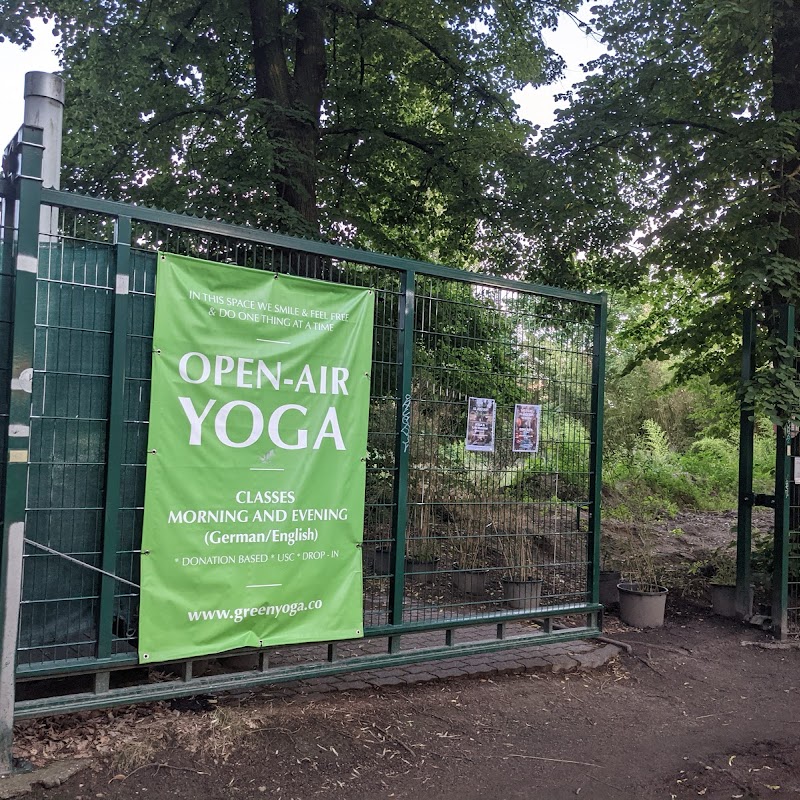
[138,253,374,663]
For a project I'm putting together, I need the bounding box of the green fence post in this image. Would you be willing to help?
[0,153,18,542]
[773,305,793,639]
[736,309,756,618]
[0,125,44,773]
[389,270,415,627]
[587,295,607,613]
[96,216,132,659]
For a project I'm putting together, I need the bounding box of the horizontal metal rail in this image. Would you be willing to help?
[40,188,605,306]
[15,603,602,680]
[15,624,600,719]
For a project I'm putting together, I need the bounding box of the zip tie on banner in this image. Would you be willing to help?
[22,539,143,589]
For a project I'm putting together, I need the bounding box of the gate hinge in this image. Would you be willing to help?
[744,493,776,508]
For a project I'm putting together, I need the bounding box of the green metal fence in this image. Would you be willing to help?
[737,307,800,638]
[1,124,606,720]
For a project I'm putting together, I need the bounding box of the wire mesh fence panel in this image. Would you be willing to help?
[2,182,605,713]
[19,234,115,666]
[402,277,596,625]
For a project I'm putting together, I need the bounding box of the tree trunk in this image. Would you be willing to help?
[248,0,326,235]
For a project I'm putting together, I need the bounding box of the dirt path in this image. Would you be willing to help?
[14,603,800,800]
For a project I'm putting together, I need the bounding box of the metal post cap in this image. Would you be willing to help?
[23,71,65,105]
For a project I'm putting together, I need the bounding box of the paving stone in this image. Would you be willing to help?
[369,676,405,687]
[576,644,621,670]
[337,679,372,691]
[540,646,572,659]
[519,657,550,670]
[549,655,580,673]
[404,663,436,674]
[438,659,466,669]
[405,671,437,682]
[566,642,595,653]
[496,660,525,672]
[469,661,499,673]
[458,664,493,676]
[436,668,466,678]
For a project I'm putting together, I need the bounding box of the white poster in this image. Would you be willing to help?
[465,397,496,453]
[512,404,541,453]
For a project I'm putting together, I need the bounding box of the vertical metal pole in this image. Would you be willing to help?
[389,270,415,626]
[0,125,44,775]
[587,296,607,609]
[736,309,756,618]
[773,305,793,640]
[96,217,132,659]
[0,524,23,773]
[23,72,64,238]
[23,73,64,190]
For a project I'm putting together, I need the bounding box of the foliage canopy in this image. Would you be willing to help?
[524,0,800,420]
[8,0,800,419]
[2,0,578,269]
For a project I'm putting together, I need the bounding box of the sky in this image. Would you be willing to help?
[0,9,605,157]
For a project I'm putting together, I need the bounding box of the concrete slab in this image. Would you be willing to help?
[0,759,89,799]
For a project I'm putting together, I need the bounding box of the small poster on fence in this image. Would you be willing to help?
[513,403,541,453]
[465,397,497,452]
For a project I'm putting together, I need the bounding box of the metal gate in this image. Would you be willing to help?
[0,121,606,728]
[737,307,800,638]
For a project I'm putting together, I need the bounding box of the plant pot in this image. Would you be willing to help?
[599,570,621,607]
[373,546,393,575]
[374,549,440,582]
[617,582,668,628]
[502,578,542,610]
[453,568,488,595]
[710,583,736,617]
[406,556,439,583]
[710,583,754,618]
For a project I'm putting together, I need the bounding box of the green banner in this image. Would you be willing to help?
[138,253,374,663]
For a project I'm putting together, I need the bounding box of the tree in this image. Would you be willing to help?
[3,0,577,265]
[518,0,800,418]
[0,1,51,46]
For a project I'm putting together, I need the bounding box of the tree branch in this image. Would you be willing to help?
[169,0,212,54]
[327,3,519,124]
[323,125,442,154]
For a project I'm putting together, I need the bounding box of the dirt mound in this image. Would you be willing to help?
[602,508,773,568]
